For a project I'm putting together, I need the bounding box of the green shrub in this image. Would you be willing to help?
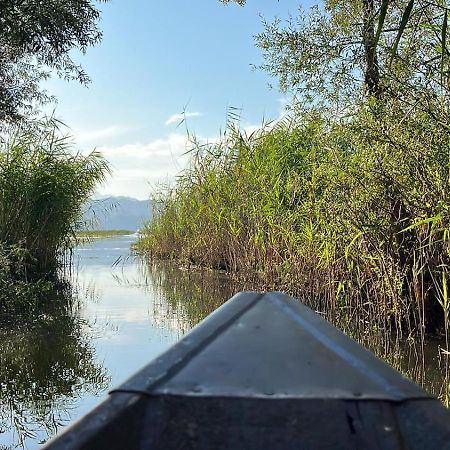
[0,123,110,316]
[138,107,450,336]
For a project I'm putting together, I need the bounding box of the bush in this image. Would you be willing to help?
[138,107,450,336]
[0,123,110,316]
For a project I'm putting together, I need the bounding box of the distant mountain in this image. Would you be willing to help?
[82,196,153,231]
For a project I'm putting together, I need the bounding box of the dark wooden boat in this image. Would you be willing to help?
[43,292,450,449]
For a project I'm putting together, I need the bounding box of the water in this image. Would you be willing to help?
[0,234,233,449]
[0,235,449,449]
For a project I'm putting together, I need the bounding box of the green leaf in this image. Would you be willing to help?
[344,230,364,259]
[442,9,448,84]
[400,214,443,233]
[374,0,390,47]
[391,0,415,61]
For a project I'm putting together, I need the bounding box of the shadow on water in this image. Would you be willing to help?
[0,289,109,449]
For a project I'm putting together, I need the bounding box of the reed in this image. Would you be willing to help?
[137,104,450,340]
[0,122,110,315]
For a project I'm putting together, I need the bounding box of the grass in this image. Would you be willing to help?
[77,229,134,239]
[137,105,450,341]
[0,121,110,317]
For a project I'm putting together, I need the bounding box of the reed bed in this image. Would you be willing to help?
[0,123,110,317]
[137,104,450,344]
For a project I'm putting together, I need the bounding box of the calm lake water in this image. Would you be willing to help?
[0,234,233,449]
[0,235,449,449]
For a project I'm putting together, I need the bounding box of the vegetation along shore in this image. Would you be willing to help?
[138,0,450,347]
[0,124,110,319]
[0,0,110,323]
[78,230,135,240]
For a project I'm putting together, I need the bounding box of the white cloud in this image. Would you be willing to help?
[75,125,136,145]
[95,133,194,200]
[86,114,288,200]
[165,112,203,126]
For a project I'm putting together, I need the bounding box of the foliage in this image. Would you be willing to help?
[0,122,110,315]
[256,1,450,111]
[137,105,450,336]
[0,0,108,126]
[223,0,450,101]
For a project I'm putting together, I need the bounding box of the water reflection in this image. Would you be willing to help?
[1,235,449,449]
[139,258,450,406]
[0,299,109,449]
[380,337,450,406]
[331,310,450,406]
[139,260,236,335]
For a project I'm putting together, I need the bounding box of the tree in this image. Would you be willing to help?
[220,1,448,108]
[255,1,449,110]
[0,0,108,126]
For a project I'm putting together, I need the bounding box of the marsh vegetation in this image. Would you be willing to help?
[77,229,135,240]
[0,123,110,319]
[138,111,450,335]
[138,0,450,395]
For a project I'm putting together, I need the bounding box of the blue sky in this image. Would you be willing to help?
[46,0,308,199]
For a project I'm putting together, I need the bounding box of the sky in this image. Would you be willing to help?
[45,0,308,200]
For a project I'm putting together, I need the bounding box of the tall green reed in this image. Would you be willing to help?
[0,122,110,315]
[138,106,450,341]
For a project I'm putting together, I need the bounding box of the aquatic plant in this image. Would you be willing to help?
[137,104,450,340]
[0,122,110,315]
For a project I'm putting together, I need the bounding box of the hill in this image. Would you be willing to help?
[83,196,152,231]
